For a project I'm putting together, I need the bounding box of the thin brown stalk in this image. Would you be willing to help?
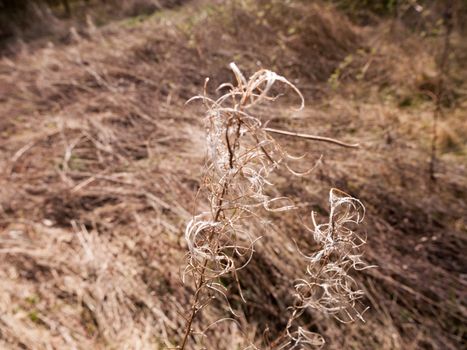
[264,127,360,148]
[429,0,453,181]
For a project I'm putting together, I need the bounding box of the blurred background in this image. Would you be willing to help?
[0,1,466,349]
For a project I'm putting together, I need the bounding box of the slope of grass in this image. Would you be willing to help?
[0,1,465,349]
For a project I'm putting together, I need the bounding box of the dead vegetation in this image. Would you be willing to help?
[180,62,372,349]
[0,0,466,349]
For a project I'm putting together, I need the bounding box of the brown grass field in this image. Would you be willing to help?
[0,0,466,349]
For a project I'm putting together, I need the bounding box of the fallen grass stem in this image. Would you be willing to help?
[264,127,360,148]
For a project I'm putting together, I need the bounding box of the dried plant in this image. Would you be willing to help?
[274,188,373,350]
[429,1,453,182]
[293,188,371,323]
[181,63,305,349]
[180,63,369,349]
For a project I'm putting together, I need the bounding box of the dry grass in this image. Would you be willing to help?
[0,0,466,349]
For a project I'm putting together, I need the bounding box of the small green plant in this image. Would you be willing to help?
[328,54,354,89]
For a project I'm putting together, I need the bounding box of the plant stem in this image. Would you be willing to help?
[180,173,231,349]
[429,0,453,181]
[264,127,359,148]
[180,262,207,350]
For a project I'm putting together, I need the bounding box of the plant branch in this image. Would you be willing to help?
[264,127,360,148]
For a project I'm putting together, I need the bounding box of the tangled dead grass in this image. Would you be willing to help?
[0,0,466,349]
